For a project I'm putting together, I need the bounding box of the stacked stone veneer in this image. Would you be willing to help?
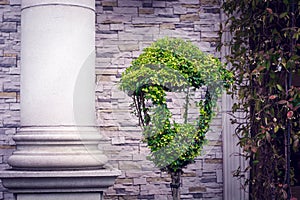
[95,0,223,199]
[0,0,223,199]
[0,0,20,199]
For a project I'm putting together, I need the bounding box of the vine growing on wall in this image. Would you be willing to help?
[120,37,232,200]
[218,0,300,199]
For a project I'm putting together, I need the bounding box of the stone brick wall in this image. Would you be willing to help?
[0,0,223,199]
[0,0,20,199]
[95,0,223,199]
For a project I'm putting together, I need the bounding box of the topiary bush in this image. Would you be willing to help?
[120,37,232,200]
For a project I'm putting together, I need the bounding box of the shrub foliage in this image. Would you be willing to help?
[120,37,231,199]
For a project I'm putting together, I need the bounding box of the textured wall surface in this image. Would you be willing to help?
[95,0,223,199]
[0,0,223,199]
[0,0,20,199]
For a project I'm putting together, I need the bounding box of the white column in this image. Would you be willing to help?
[221,11,249,199]
[0,1,120,199]
[222,94,249,200]
[8,0,107,169]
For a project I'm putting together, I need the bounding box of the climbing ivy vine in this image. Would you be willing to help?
[120,37,232,200]
[218,0,300,199]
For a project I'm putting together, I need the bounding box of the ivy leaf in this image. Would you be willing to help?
[278,100,288,104]
[287,111,294,119]
[252,65,265,74]
[251,146,258,153]
[274,125,279,133]
[293,104,300,111]
[279,12,288,18]
[253,160,259,165]
[293,139,299,152]
[282,189,288,200]
[266,132,271,143]
[269,95,277,100]
[287,103,294,110]
[266,8,273,14]
[276,84,284,91]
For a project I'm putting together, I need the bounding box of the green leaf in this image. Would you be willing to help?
[279,12,288,18]
[276,84,284,91]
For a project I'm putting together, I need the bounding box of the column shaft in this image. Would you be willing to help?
[8,0,107,170]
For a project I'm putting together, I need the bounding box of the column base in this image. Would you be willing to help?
[17,193,101,200]
[8,126,109,170]
[0,169,121,200]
